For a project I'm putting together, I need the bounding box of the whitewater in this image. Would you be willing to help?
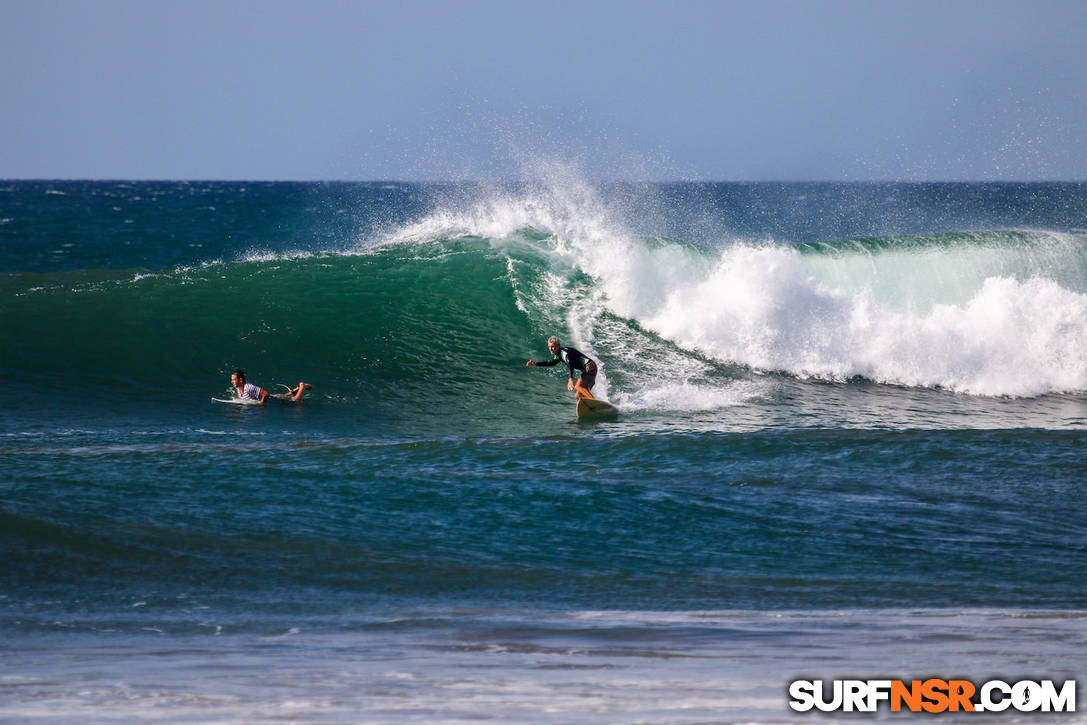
[382,176,1087,398]
[2,178,1085,723]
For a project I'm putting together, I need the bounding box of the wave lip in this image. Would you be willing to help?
[367,179,1087,398]
[371,175,1087,398]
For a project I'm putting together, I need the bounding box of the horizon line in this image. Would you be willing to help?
[4,177,1086,185]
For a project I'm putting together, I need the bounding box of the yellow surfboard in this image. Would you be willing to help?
[576,398,619,420]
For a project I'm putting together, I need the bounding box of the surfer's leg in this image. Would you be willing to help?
[288,382,312,402]
[574,363,596,399]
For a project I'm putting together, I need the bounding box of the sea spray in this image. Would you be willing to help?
[4,179,1086,411]
[369,178,1087,397]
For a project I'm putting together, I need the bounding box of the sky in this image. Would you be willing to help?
[2,0,1085,181]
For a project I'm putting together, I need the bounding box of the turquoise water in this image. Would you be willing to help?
[2,179,1086,722]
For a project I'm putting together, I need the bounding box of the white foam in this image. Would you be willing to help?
[640,245,1087,396]
[620,381,768,413]
[235,248,315,264]
[371,171,1087,398]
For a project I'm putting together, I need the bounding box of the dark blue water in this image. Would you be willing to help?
[2,179,1085,722]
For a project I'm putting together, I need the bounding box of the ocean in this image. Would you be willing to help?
[2,177,1085,722]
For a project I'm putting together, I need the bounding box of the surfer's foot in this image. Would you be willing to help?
[286,382,312,401]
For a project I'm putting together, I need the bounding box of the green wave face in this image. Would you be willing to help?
[2,242,540,414]
[4,220,1086,426]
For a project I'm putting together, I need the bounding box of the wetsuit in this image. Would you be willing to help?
[534,347,598,390]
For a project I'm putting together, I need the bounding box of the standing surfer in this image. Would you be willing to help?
[231,369,312,404]
[526,336,597,399]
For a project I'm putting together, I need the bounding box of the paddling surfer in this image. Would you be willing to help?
[526,337,597,399]
[231,369,312,404]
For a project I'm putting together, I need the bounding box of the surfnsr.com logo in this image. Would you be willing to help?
[788,679,1076,713]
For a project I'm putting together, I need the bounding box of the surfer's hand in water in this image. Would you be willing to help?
[567,378,574,390]
[526,360,535,367]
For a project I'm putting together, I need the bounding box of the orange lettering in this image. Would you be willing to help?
[921,678,949,713]
[947,680,976,712]
[891,680,923,712]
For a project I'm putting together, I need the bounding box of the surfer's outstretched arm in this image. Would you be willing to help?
[527,337,599,401]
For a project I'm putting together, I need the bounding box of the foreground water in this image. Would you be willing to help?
[2,179,1085,722]
[5,611,1084,723]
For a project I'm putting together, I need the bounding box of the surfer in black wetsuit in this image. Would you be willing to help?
[526,336,598,399]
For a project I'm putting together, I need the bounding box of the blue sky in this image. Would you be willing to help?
[2,0,1084,180]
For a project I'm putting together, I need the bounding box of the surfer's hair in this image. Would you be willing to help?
[232,369,245,380]
[547,336,560,346]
